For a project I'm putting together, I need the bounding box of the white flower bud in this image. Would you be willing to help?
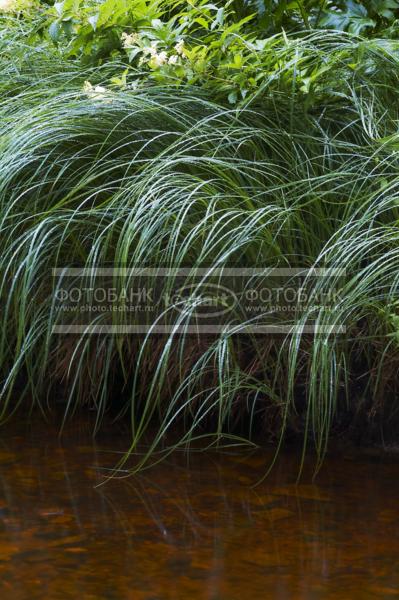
[152,51,168,67]
[174,40,185,56]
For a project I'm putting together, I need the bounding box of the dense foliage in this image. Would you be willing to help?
[1,1,399,472]
[2,1,399,103]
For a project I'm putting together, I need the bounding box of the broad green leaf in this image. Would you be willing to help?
[49,21,61,42]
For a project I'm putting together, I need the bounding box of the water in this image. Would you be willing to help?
[0,419,398,599]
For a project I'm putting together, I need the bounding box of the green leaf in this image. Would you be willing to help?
[213,7,224,28]
[54,2,64,17]
[320,2,376,34]
[195,17,210,29]
[228,90,237,103]
[61,20,74,37]
[370,0,399,19]
[88,14,99,31]
[234,53,243,68]
[128,47,142,61]
[49,21,61,42]
[151,19,163,29]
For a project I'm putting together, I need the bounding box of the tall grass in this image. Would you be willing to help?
[1,30,399,472]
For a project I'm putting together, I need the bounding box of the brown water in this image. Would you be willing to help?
[0,420,398,599]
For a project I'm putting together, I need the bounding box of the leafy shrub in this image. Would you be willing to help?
[245,0,399,35]
[16,0,393,105]
[2,1,398,105]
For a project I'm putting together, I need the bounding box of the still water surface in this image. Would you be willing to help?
[0,419,398,599]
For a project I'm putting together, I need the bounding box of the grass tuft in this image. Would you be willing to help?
[1,31,399,472]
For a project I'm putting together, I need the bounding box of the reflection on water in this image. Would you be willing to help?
[0,419,398,599]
